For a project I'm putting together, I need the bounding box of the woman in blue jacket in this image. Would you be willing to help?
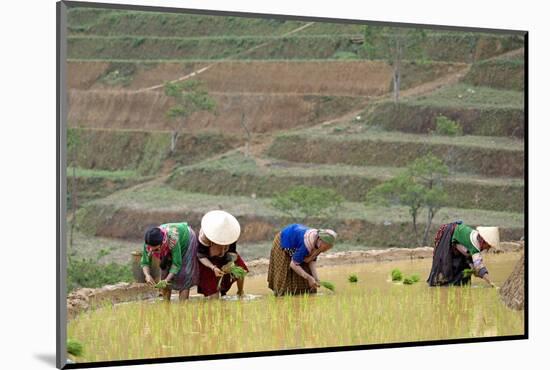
[267,223,337,296]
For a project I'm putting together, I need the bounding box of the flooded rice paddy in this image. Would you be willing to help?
[68,252,524,363]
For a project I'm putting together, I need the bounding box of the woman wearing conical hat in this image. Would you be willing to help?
[268,223,337,296]
[196,210,248,298]
[427,221,500,287]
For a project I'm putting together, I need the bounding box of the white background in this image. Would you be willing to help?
[1,0,546,369]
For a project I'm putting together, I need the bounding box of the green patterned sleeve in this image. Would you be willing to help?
[169,241,183,274]
[140,243,151,267]
[168,225,184,274]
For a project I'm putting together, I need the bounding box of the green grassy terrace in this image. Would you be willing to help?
[462,59,524,91]
[67,168,151,208]
[75,185,523,247]
[68,128,244,174]
[403,83,523,109]
[167,153,524,212]
[362,84,524,138]
[89,185,523,227]
[67,8,524,42]
[67,34,522,63]
[266,130,523,178]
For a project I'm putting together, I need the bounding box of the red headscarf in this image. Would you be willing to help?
[145,226,169,260]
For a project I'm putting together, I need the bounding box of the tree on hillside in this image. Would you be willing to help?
[363,26,426,102]
[366,153,449,246]
[164,80,217,154]
[272,186,344,222]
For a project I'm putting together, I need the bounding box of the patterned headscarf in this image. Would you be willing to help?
[145,226,170,260]
[304,229,318,251]
[318,229,337,246]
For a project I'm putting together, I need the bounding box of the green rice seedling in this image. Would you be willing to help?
[221,261,235,274]
[220,261,247,279]
[319,280,335,291]
[67,338,84,357]
[217,264,248,290]
[463,268,474,278]
[154,280,171,289]
[403,277,414,285]
[391,268,403,281]
[410,274,420,283]
[67,254,524,361]
[348,274,358,283]
[230,265,247,279]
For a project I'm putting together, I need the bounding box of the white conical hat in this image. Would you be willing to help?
[477,226,500,250]
[201,210,241,245]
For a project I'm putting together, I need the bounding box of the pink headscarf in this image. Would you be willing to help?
[145,226,169,260]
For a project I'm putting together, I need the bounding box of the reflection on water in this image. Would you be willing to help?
[68,252,524,363]
[221,294,262,302]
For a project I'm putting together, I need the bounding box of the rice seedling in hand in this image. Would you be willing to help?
[348,274,359,283]
[220,261,247,279]
[221,261,235,274]
[319,280,335,291]
[154,280,171,289]
[217,263,248,290]
[229,265,247,279]
[67,338,84,357]
[391,268,403,281]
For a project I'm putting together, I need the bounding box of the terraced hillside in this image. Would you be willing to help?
[463,48,524,91]
[66,6,525,267]
[364,83,524,137]
[167,153,524,212]
[67,9,522,62]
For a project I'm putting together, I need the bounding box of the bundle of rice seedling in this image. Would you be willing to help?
[221,261,235,274]
[401,273,421,285]
[348,274,358,283]
[229,265,247,279]
[391,269,403,282]
[67,339,84,357]
[154,280,171,289]
[319,280,335,291]
[217,263,248,290]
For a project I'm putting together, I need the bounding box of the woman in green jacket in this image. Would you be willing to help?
[427,221,499,287]
[141,222,199,301]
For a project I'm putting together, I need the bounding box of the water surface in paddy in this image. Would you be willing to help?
[242,251,522,294]
[68,252,524,363]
